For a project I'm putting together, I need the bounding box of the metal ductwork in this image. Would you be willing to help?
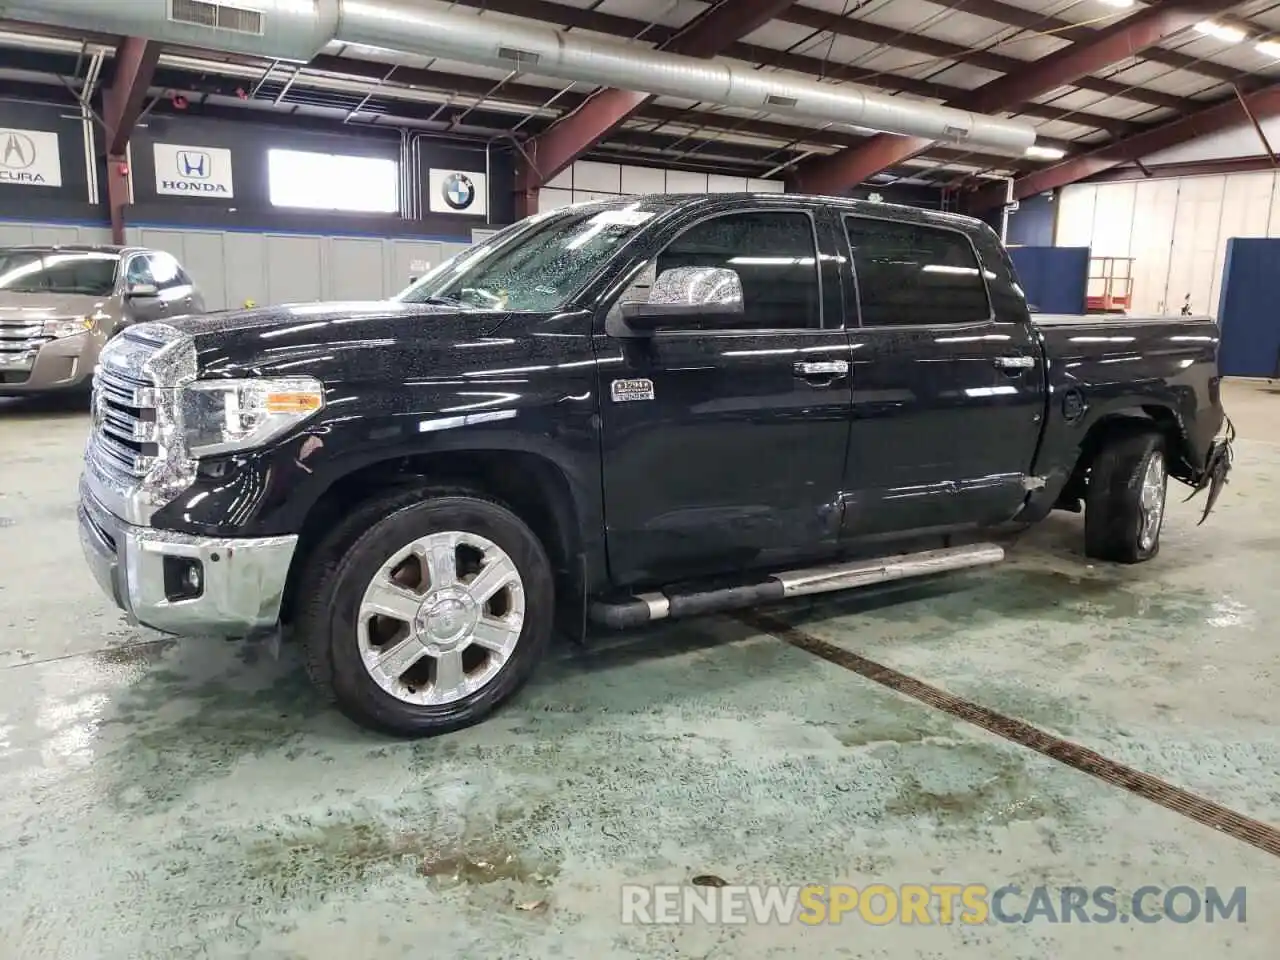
[0,0,1038,153]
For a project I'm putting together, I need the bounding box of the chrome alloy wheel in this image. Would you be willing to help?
[356,531,525,706]
[1137,451,1167,552]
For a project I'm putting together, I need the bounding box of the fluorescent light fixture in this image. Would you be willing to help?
[1195,20,1246,43]
[1025,144,1066,160]
[1257,39,1280,58]
[1097,0,1135,7]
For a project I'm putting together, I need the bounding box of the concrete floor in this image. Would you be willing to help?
[1,381,1278,959]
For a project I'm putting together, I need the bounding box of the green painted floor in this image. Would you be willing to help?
[1,381,1278,959]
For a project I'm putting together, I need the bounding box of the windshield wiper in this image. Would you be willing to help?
[416,294,467,307]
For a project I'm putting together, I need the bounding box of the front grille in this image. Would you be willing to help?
[0,317,51,368]
[93,365,156,479]
[84,323,198,525]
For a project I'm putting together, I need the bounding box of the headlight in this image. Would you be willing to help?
[43,316,92,338]
[180,376,325,458]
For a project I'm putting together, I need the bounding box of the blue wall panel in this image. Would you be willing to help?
[1218,238,1280,378]
[1008,245,1090,316]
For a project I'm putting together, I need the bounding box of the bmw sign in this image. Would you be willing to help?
[429,168,488,217]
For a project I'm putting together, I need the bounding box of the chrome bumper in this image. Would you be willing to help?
[77,480,298,638]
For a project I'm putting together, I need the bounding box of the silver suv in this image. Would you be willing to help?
[0,245,205,397]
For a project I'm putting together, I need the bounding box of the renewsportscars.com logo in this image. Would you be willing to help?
[621,883,1248,926]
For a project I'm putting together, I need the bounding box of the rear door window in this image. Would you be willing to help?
[844,217,992,326]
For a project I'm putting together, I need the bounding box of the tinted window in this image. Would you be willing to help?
[125,255,155,287]
[655,211,820,329]
[148,252,184,290]
[844,217,991,326]
[0,251,118,296]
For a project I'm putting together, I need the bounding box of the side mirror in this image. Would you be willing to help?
[126,282,158,298]
[617,266,745,333]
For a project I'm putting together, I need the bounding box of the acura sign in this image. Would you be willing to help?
[154,143,234,198]
[0,128,62,187]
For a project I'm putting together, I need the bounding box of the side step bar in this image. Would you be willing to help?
[589,543,1005,629]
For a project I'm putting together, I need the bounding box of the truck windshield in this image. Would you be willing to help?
[397,206,654,312]
[0,251,119,296]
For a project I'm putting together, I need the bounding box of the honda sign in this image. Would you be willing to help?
[0,128,62,187]
[154,143,234,198]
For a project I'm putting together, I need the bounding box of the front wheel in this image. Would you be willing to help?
[1084,430,1168,563]
[295,487,555,736]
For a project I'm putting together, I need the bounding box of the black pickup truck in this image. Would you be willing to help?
[77,194,1232,736]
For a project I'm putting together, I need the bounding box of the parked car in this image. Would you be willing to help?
[76,195,1233,736]
[0,244,204,397]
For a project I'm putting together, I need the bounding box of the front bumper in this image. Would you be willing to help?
[77,480,298,637]
[0,332,96,394]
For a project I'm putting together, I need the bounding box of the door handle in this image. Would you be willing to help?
[994,355,1035,372]
[794,360,849,377]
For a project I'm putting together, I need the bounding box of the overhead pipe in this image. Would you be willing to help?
[0,0,1038,154]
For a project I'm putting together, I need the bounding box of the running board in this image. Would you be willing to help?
[589,543,1005,629]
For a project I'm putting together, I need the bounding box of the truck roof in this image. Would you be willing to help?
[553,192,989,233]
[0,243,140,256]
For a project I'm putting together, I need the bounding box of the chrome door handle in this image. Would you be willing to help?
[794,360,849,376]
[994,355,1035,370]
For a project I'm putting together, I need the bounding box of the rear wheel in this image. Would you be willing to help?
[295,487,555,736]
[1084,430,1168,563]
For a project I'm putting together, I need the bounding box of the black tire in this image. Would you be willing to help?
[293,484,555,736]
[1084,430,1168,564]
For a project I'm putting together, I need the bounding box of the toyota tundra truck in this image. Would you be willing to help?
[76,194,1233,736]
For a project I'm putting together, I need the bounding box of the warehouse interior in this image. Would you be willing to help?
[2,0,1280,957]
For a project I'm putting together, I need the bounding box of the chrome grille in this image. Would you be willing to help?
[93,365,154,479]
[0,317,51,369]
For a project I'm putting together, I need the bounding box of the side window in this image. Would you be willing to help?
[124,255,155,288]
[148,252,183,290]
[647,211,822,330]
[844,217,992,326]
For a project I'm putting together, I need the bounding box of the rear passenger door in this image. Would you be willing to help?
[839,215,1045,538]
[595,206,853,587]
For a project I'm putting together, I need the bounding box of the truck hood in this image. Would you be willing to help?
[0,291,109,319]
[166,300,517,378]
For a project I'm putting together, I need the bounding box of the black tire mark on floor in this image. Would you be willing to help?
[735,610,1280,859]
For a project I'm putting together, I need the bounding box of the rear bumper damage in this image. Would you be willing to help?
[1181,418,1234,524]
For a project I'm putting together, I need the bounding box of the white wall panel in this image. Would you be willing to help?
[327,238,385,301]
[665,170,709,194]
[1165,176,1226,318]
[621,165,665,194]
[1054,185,1098,248]
[179,230,228,311]
[708,174,749,193]
[223,233,268,310]
[266,236,322,304]
[748,178,786,193]
[573,161,621,193]
[1088,182,1137,258]
[390,240,443,293]
[1129,179,1180,315]
[1209,172,1274,316]
[539,187,574,213]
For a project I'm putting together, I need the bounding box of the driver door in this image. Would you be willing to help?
[594,206,853,587]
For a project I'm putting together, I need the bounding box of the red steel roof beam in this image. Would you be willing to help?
[516,0,794,202]
[791,0,1242,196]
[971,82,1280,207]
